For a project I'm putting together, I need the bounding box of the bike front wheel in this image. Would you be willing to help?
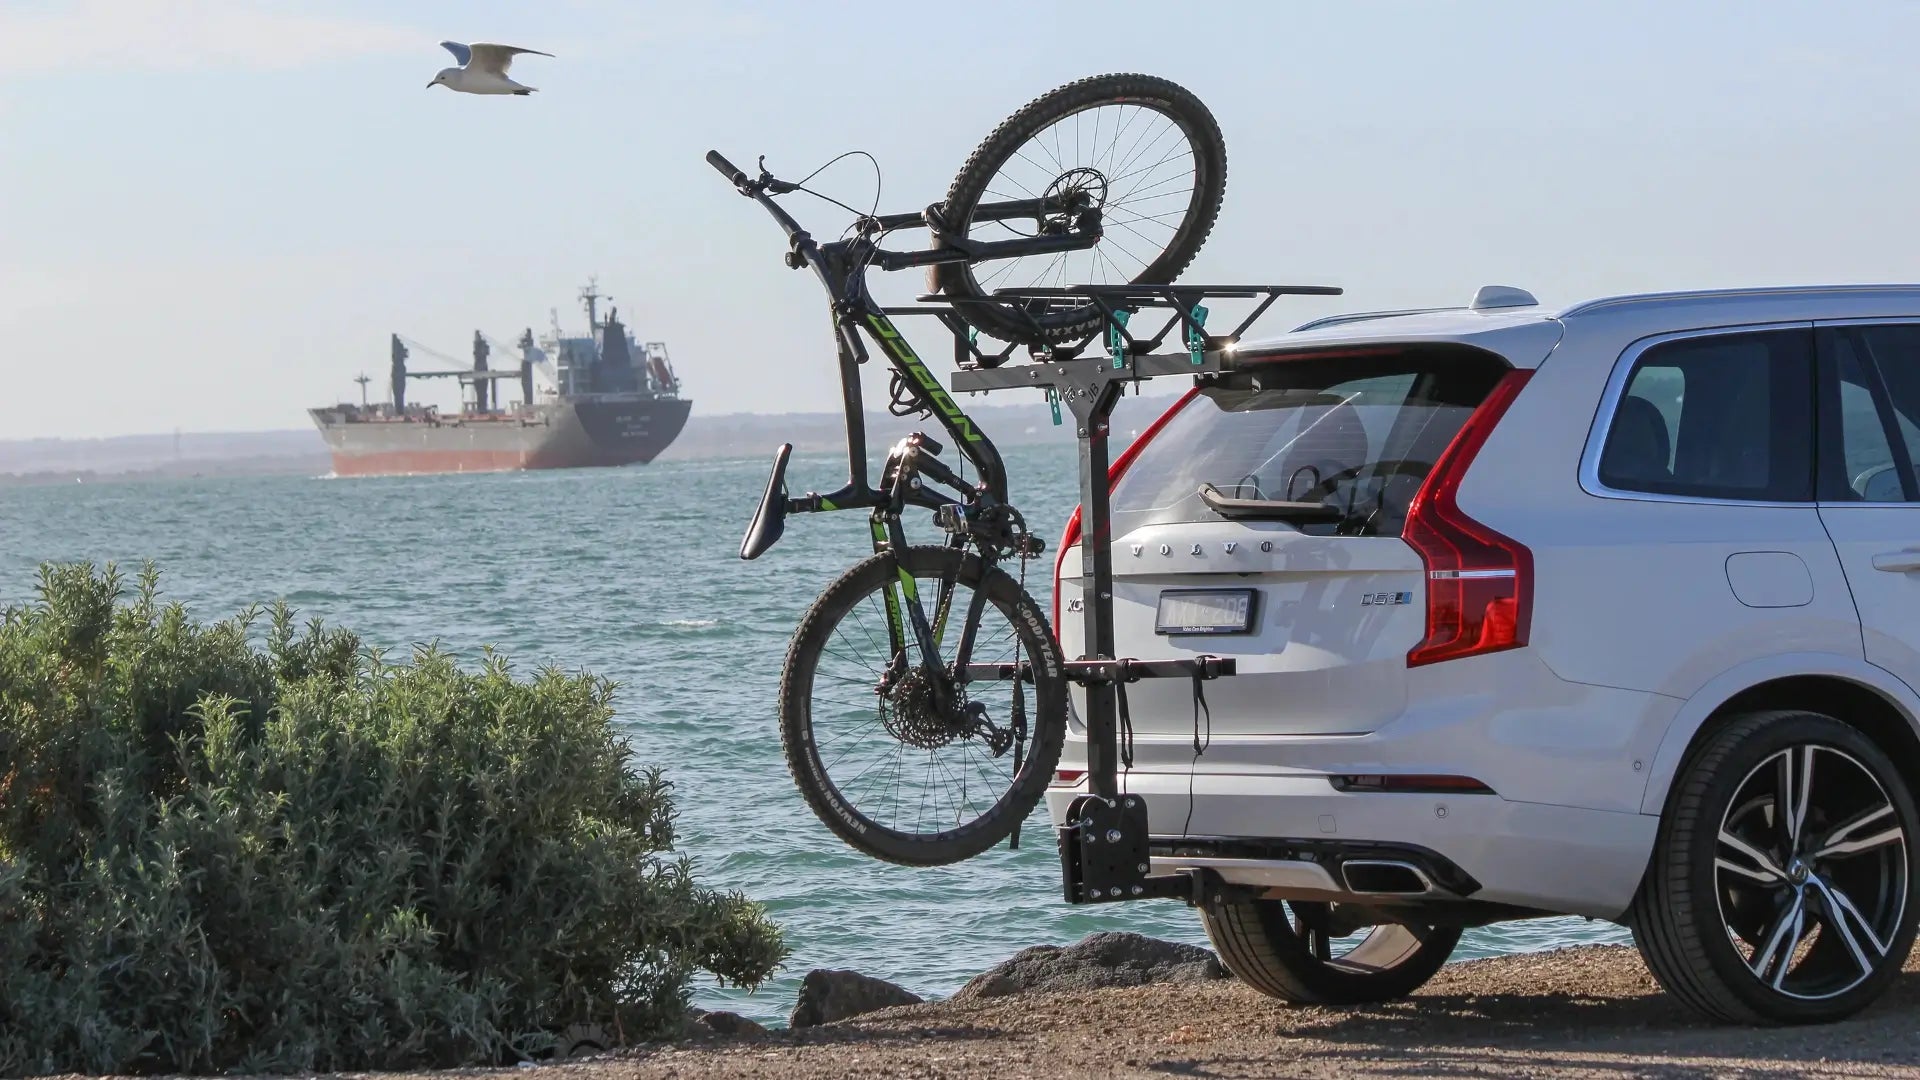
[779,545,1066,866]
[930,72,1228,348]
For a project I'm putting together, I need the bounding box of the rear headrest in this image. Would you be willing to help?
[1606,394,1672,484]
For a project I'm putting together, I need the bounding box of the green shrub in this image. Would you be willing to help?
[0,563,784,1076]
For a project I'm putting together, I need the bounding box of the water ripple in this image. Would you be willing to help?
[0,447,1628,1024]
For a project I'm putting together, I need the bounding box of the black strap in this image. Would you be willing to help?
[1180,667,1214,840]
[1116,679,1135,770]
[1191,667,1212,758]
[1007,642,1026,851]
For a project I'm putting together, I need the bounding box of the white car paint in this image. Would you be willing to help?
[1048,283,1920,924]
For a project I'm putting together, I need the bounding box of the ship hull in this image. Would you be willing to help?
[310,396,692,477]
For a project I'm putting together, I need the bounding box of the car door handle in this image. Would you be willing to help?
[1872,550,1920,573]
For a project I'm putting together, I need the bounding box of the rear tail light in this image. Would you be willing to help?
[1053,388,1201,629]
[1051,769,1087,786]
[1403,370,1534,667]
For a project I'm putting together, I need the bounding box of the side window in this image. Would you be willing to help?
[1598,329,1814,501]
[1834,325,1920,501]
[1817,331,1908,502]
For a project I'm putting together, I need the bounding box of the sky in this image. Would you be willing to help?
[4,0,1920,439]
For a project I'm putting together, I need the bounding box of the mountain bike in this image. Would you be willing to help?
[710,73,1228,866]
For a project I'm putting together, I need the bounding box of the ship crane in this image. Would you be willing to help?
[311,279,691,476]
[391,332,534,415]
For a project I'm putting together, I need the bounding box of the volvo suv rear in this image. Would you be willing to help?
[1048,285,1920,1025]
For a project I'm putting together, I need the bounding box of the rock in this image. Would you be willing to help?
[688,1009,768,1038]
[789,968,925,1028]
[952,931,1227,1002]
[553,1022,610,1060]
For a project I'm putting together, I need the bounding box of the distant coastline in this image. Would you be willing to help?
[0,397,1184,486]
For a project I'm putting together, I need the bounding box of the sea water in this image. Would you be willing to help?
[0,444,1628,1024]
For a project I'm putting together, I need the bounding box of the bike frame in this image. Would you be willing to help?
[709,151,1090,691]
[708,151,1106,512]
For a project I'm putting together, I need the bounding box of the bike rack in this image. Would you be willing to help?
[914,282,1344,905]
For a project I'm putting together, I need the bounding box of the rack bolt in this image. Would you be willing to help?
[1131,885,1144,896]
[1137,863,1149,874]
[1260,541,1273,553]
[1123,798,1137,808]
[1106,829,1123,843]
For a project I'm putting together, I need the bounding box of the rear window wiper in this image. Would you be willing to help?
[1197,482,1343,523]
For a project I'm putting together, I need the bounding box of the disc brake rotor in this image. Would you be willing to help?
[1041,167,1109,231]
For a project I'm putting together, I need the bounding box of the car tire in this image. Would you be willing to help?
[1631,709,1919,1024]
[1201,896,1460,1005]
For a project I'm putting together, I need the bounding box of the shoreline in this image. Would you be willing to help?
[599,943,1920,1079]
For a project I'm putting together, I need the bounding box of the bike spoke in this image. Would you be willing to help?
[968,100,1198,308]
[805,562,1041,843]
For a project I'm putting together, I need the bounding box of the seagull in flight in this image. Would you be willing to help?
[428,41,552,95]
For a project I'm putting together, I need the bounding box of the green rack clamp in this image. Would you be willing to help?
[1046,387,1062,426]
[1186,303,1210,365]
[1106,309,1132,369]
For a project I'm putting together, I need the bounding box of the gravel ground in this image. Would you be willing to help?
[563,945,1920,1079]
[54,945,1920,1079]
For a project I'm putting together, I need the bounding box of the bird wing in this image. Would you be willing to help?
[439,40,472,66]
[466,43,552,76]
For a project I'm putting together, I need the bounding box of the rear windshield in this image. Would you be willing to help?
[1109,346,1511,538]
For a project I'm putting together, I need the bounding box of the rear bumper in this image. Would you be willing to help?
[1044,773,1655,919]
[1042,648,1673,920]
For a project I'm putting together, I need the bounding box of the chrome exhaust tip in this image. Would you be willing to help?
[1339,859,1436,895]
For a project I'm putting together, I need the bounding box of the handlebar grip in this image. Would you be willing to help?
[706,149,749,187]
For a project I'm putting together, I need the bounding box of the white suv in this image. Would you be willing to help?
[1047,284,1920,1025]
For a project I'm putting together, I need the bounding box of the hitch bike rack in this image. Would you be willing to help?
[906,282,1344,905]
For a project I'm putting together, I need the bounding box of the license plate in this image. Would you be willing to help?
[1155,588,1257,635]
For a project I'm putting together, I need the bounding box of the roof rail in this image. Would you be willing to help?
[1561,284,1920,319]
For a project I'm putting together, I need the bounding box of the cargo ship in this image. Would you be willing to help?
[309,281,691,476]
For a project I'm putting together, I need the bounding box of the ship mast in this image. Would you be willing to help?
[353,373,371,407]
[580,277,609,334]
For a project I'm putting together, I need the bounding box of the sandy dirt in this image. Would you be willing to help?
[555,944,1920,1079]
[60,945,1920,1079]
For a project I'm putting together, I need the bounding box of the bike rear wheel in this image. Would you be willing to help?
[779,545,1066,865]
[930,72,1228,348]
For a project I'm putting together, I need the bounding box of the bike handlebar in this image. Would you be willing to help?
[708,148,810,247]
[706,149,749,189]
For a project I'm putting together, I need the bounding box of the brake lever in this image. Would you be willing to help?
[756,155,799,195]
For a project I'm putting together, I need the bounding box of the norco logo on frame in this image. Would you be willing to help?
[866,315,983,442]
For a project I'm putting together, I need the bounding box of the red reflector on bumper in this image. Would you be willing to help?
[1052,769,1087,785]
[1329,774,1495,794]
